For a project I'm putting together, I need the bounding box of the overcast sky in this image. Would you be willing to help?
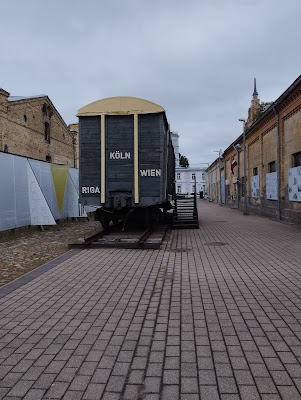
[1,0,301,166]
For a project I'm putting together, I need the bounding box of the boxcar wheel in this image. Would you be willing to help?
[100,212,111,230]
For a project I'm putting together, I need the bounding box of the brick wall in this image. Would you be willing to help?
[283,107,301,215]
[0,93,76,167]
[207,76,301,224]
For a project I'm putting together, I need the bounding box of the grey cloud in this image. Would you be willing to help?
[1,0,301,165]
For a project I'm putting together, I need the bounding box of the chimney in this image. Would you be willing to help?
[0,89,10,113]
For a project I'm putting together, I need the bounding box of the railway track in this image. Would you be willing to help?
[68,223,167,250]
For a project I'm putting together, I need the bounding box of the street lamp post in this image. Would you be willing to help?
[233,144,240,210]
[218,149,223,206]
[238,119,249,215]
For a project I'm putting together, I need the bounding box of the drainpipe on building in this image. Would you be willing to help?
[71,132,76,168]
[218,150,222,206]
[233,144,241,209]
[236,149,240,210]
[273,106,281,220]
[74,138,76,168]
[224,155,227,206]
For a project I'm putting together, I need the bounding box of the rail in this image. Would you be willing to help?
[69,224,166,249]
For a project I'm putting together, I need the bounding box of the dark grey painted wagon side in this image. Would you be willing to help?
[78,96,175,227]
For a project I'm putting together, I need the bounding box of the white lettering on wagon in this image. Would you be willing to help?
[110,151,131,160]
[140,169,161,177]
[82,187,100,194]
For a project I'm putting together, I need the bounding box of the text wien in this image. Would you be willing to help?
[140,169,161,177]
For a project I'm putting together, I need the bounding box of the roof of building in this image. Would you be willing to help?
[77,96,165,116]
[0,88,10,97]
[8,95,47,102]
[176,166,207,172]
[6,93,71,131]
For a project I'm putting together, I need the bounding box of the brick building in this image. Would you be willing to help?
[68,123,79,168]
[0,89,77,167]
[207,75,301,224]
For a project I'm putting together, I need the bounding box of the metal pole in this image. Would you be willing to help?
[273,107,281,220]
[214,150,222,206]
[239,119,249,215]
[237,150,240,210]
[219,150,222,206]
[233,145,240,209]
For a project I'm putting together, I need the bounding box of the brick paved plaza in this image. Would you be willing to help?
[0,201,301,399]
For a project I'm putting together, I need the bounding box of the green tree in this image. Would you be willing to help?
[179,154,189,168]
[253,102,271,122]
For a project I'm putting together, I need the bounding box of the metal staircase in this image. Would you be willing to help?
[172,193,199,229]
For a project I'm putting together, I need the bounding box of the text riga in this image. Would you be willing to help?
[82,187,100,194]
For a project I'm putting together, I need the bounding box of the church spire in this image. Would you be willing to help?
[246,78,261,128]
[253,77,258,96]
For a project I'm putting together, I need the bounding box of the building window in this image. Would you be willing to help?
[253,167,258,176]
[23,115,27,123]
[293,151,301,167]
[192,173,196,180]
[45,122,50,143]
[177,172,181,180]
[46,155,52,163]
[177,185,181,194]
[268,161,276,173]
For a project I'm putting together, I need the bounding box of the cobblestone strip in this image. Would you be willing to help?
[193,202,301,399]
[0,248,146,399]
[95,246,168,400]
[0,201,301,399]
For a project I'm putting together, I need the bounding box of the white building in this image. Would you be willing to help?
[171,131,180,168]
[175,167,206,196]
[171,132,207,197]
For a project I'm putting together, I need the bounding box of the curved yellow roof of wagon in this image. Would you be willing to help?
[77,96,165,116]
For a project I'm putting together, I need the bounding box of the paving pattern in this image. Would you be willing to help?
[0,201,301,399]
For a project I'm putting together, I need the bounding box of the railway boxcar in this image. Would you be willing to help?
[78,96,175,228]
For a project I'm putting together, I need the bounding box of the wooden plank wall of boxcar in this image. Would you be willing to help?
[139,113,166,206]
[106,115,134,197]
[79,116,101,206]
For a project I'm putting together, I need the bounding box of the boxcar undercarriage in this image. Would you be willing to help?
[95,203,172,230]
